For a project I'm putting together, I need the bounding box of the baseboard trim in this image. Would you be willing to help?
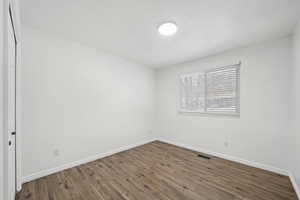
[158,138,289,176]
[22,138,156,183]
[23,137,298,198]
[162,136,299,198]
[289,172,300,199]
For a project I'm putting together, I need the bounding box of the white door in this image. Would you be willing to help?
[7,5,17,200]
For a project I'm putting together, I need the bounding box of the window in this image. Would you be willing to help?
[179,63,240,115]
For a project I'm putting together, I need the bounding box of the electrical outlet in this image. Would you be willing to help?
[224,142,229,148]
[53,149,60,157]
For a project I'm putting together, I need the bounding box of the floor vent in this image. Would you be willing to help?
[197,154,211,160]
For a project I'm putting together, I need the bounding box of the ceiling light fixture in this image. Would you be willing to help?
[158,22,178,36]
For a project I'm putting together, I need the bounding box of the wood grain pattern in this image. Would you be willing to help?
[16,141,298,200]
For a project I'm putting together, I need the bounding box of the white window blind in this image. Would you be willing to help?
[179,63,240,115]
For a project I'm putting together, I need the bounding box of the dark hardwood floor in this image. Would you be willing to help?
[16,141,298,200]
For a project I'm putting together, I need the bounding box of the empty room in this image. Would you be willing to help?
[1,0,300,199]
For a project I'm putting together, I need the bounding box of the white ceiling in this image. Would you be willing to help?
[20,0,300,68]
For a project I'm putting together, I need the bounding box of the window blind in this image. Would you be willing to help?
[179,63,240,115]
[180,72,205,112]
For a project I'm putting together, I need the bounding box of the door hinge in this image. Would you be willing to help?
[11,132,16,136]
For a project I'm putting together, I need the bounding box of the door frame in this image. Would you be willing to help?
[9,0,22,193]
[8,0,22,192]
[5,0,22,197]
[8,4,17,199]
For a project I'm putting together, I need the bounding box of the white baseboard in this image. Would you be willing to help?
[161,137,300,198]
[289,172,300,199]
[22,138,156,183]
[158,138,289,176]
[22,137,299,199]
[159,139,300,198]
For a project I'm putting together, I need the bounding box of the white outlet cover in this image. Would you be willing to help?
[53,149,60,156]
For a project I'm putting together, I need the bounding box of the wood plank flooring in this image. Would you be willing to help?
[16,141,298,200]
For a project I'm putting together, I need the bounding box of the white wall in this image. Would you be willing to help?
[20,21,299,191]
[156,37,292,170]
[290,21,300,187]
[21,27,155,178]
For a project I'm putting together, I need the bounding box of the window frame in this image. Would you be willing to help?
[178,63,241,116]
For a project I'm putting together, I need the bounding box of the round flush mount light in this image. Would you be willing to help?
[158,22,178,36]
